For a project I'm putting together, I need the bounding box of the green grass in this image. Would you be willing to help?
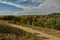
[0,24,47,40]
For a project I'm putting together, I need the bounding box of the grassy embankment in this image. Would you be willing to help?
[0,24,47,40]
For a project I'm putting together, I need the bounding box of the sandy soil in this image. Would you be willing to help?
[8,24,60,40]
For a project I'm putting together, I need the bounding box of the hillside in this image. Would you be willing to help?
[0,24,46,40]
[0,13,60,40]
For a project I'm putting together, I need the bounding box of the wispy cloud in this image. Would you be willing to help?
[0,11,3,13]
[18,0,28,2]
[0,0,42,11]
[31,0,60,14]
[0,0,60,15]
[31,0,42,3]
[0,1,32,11]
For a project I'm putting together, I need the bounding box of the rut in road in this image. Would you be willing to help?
[7,24,60,40]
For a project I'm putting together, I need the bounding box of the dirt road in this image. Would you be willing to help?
[8,24,60,40]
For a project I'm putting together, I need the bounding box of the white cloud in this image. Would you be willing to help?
[0,11,3,13]
[0,0,35,15]
[31,0,42,3]
[18,0,42,3]
[0,0,2,1]
[34,0,60,14]
[18,0,27,2]
[0,1,32,11]
[13,11,37,15]
[0,10,11,13]
[0,0,60,15]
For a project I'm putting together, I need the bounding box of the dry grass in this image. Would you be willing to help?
[0,24,47,40]
[22,25,60,38]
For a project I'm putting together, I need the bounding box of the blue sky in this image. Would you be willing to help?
[0,0,60,15]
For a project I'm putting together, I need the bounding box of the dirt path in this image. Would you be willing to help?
[7,24,60,40]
